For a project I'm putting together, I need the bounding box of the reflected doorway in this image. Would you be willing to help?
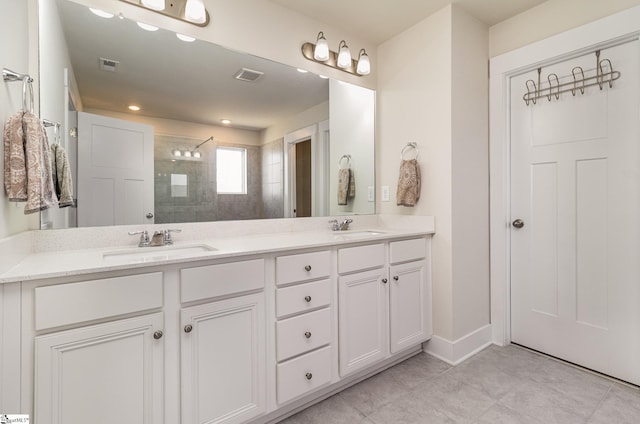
[294,140,312,217]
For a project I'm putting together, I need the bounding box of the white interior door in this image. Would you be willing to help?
[510,40,640,385]
[77,112,154,227]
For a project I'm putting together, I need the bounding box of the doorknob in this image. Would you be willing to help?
[512,219,524,229]
[146,212,154,219]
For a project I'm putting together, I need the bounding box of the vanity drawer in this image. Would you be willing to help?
[276,279,331,318]
[276,308,331,361]
[390,238,426,264]
[276,251,330,286]
[277,345,332,404]
[338,243,385,274]
[35,272,163,330]
[181,259,264,303]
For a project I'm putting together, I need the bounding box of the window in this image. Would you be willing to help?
[216,147,247,194]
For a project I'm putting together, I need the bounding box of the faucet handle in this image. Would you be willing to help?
[128,230,150,247]
[163,229,182,244]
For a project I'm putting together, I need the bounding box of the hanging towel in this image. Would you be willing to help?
[3,112,28,201]
[50,144,74,208]
[396,159,421,207]
[347,168,355,199]
[4,111,58,213]
[337,168,350,205]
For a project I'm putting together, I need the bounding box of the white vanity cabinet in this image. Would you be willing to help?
[338,239,432,376]
[33,272,165,424]
[275,250,334,404]
[180,259,266,424]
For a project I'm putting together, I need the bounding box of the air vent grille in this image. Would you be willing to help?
[234,68,264,82]
[99,57,119,72]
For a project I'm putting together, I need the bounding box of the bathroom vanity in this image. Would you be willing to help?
[0,217,434,424]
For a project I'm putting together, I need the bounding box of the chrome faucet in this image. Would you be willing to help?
[129,229,182,247]
[329,218,353,231]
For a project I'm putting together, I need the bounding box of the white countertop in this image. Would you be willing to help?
[0,226,434,283]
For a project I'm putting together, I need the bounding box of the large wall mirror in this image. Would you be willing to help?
[39,0,375,229]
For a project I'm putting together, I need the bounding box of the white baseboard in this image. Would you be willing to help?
[423,324,493,365]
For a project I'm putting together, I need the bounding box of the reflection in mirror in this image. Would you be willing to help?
[39,0,375,229]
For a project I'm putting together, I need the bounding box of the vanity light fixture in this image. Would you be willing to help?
[118,0,210,27]
[301,32,371,77]
[89,8,114,18]
[141,0,164,11]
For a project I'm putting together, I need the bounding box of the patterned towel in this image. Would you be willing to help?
[337,168,356,205]
[51,144,74,208]
[396,159,421,207]
[3,112,28,201]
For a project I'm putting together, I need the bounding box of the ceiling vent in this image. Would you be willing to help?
[99,57,119,72]
[234,68,264,82]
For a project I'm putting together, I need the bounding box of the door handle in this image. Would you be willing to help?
[512,219,524,229]
[146,212,154,219]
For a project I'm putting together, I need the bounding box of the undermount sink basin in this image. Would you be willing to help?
[333,230,388,239]
[103,244,217,265]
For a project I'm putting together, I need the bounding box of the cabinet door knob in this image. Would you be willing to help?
[153,330,163,340]
[304,331,312,339]
[184,324,193,333]
[393,276,399,281]
[304,295,312,303]
[304,265,312,272]
[305,372,313,380]
[382,278,388,284]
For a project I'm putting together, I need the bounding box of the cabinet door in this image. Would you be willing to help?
[389,260,432,353]
[35,313,164,424]
[338,268,388,376]
[181,293,265,424]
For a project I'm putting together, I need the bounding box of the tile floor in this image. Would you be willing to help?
[278,344,640,424]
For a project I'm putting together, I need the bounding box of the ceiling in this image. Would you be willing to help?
[270,0,548,45]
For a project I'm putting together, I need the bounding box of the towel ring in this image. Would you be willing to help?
[401,142,419,160]
[339,154,351,168]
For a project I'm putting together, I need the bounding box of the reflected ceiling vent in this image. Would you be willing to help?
[234,68,264,82]
[99,57,119,72]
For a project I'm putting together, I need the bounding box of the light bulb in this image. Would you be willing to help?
[337,40,351,69]
[185,0,206,24]
[184,151,192,158]
[193,151,201,158]
[314,32,329,62]
[173,150,182,157]
[141,0,165,11]
[356,49,371,75]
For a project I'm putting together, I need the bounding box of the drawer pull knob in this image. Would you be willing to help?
[304,295,312,302]
[153,330,163,340]
[382,278,388,284]
[305,372,313,380]
[304,265,312,272]
[393,276,399,281]
[304,331,312,339]
[184,324,193,333]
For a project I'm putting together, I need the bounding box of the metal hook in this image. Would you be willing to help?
[524,79,537,105]
[571,67,585,95]
[547,73,560,101]
[598,59,614,88]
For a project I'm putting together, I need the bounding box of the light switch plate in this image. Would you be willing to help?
[381,185,390,202]
[367,186,374,202]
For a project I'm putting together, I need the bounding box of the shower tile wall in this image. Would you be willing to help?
[154,135,265,223]
[262,138,284,219]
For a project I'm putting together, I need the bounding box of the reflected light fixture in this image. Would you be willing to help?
[356,49,371,75]
[313,32,329,61]
[176,33,196,42]
[89,8,114,18]
[117,0,210,26]
[141,0,164,11]
[137,21,159,31]
[128,105,141,111]
[220,119,231,125]
[301,31,371,77]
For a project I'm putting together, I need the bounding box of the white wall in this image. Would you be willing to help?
[377,6,454,338]
[377,5,489,344]
[0,0,40,239]
[261,101,329,146]
[490,0,640,56]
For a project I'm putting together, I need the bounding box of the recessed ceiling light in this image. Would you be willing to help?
[176,33,196,42]
[319,75,329,79]
[221,119,231,125]
[128,105,141,111]
[297,68,308,73]
[89,8,114,18]
[137,22,159,31]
